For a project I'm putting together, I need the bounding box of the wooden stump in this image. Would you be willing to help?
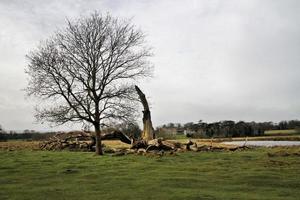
[135,85,155,141]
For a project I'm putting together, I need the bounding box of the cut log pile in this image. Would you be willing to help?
[39,130,132,151]
[131,138,181,151]
[39,130,249,155]
[39,131,95,151]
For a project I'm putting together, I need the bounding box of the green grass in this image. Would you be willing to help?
[0,148,300,200]
[264,129,300,136]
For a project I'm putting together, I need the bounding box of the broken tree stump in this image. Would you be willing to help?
[135,85,155,141]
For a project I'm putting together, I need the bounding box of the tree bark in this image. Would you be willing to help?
[135,86,154,141]
[95,124,103,155]
[101,131,132,144]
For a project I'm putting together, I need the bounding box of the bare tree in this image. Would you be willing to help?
[26,12,153,155]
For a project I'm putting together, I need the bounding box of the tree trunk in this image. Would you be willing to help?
[95,124,103,155]
[135,86,154,141]
[101,130,132,144]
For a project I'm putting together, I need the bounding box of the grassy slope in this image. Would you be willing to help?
[0,148,300,200]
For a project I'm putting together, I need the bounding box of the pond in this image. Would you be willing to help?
[222,141,300,147]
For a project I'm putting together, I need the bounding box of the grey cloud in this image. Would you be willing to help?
[0,0,299,130]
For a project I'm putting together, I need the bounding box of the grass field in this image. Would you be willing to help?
[1,143,300,200]
[264,129,300,136]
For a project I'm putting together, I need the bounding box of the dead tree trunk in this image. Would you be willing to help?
[101,131,132,144]
[135,85,154,141]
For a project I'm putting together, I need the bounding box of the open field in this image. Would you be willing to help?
[0,141,40,151]
[228,135,300,141]
[169,135,300,145]
[265,129,300,136]
[192,135,300,143]
[1,142,300,200]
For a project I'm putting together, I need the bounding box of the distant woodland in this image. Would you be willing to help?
[1,120,300,141]
[156,120,300,138]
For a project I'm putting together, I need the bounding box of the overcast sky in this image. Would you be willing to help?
[0,0,299,131]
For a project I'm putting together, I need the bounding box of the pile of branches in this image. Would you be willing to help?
[40,131,249,154]
[40,130,132,151]
[39,131,95,151]
[131,138,181,151]
[129,138,248,155]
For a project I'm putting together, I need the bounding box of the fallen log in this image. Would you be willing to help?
[146,138,174,151]
[102,131,132,144]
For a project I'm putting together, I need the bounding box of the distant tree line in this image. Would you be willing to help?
[0,132,56,141]
[0,126,56,141]
[158,120,300,138]
[1,119,300,141]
